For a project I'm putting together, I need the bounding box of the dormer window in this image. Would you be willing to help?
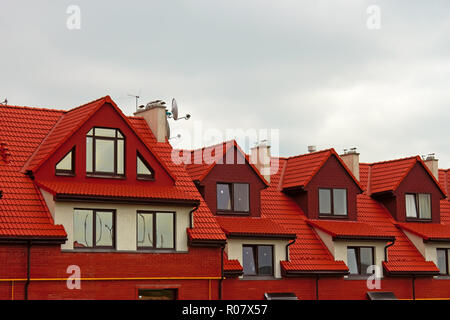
[319,188,347,217]
[55,148,75,175]
[137,152,154,180]
[406,193,431,220]
[217,183,250,214]
[86,127,125,177]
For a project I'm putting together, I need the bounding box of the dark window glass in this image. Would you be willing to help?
[217,184,232,210]
[406,193,431,220]
[138,289,177,300]
[437,249,448,275]
[347,247,374,276]
[86,127,125,176]
[319,189,331,214]
[73,209,114,249]
[347,247,358,274]
[137,153,154,179]
[234,183,249,212]
[243,246,256,275]
[257,246,273,276]
[56,149,74,175]
[333,189,347,215]
[137,212,175,250]
[243,245,274,276]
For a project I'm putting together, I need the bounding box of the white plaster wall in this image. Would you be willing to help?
[403,230,450,269]
[226,238,288,278]
[53,201,191,252]
[40,188,55,219]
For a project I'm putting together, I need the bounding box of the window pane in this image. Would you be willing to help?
[156,213,174,249]
[95,128,116,137]
[406,194,418,218]
[86,137,93,172]
[217,184,231,210]
[87,128,94,136]
[73,210,93,248]
[137,213,154,247]
[360,247,374,275]
[234,183,249,212]
[437,249,448,275]
[257,246,273,276]
[137,155,152,176]
[333,189,347,215]
[319,189,331,214]
[419,194,431,219]
[56,150,72,171]
[117,140,124,175]
[95,139,115,172]
[347,248,358,274]
[95,211,114,247]
[243,246,256,275]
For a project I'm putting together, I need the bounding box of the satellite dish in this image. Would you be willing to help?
[171,98,179,120]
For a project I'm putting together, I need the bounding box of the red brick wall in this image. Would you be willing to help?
[200,146,266,217]
[0,243,221,300]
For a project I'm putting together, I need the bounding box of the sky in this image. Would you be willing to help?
[1,1,449,167]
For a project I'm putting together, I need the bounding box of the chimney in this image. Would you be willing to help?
[134,100,168,143]
[308,145,317,153]
[340,148,360,181]
[250,141,271,184]
[423,153,439,179]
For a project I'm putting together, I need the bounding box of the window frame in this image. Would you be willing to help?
[347,246,375,276]
[318,187,348,217]
[136,210,176,250]
[242,244,274,277]
[437,248,449,275]
[55,147,75,176]
[216,182,250,215]
[405,193,432,221]
[86,127,125,178]
[73,208,116,250]
[136,151,155,181]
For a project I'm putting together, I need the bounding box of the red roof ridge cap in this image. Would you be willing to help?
[285,148,333,160]
[366,155,419,166]
[301,150,334,187]
[66,95,113,113]
[0,104,67,113]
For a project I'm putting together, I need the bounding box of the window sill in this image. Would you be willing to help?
[405,218,432,223]
[344,275,375,280]
[86,173,126,180]
[240,276,278,281]
[318,215,349,220]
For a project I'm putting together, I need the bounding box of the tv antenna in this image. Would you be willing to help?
[127,91,141,111]
[168,98,191,121]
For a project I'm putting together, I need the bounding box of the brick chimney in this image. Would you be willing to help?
[423,154,439,179]
[340,148,360,181]
[250,141,271,184]
[134,100,168,143]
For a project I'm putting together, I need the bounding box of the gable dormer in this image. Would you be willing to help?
[28,96,174,189]
[185,140,268,217]
[366,157,446,223]
[281,149,363,221]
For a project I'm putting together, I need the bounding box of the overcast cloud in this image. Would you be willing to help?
[1,1,449,167]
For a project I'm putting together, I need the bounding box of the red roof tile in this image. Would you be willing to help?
[439,169,449,198]
[281,149,362,191]
[307,219,394,240]
[216,216,296,239]
[397,222,450,241]
[223,251,243,273]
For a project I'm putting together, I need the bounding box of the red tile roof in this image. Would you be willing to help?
[183,140,269,186]
[35,180,199,203]
[262,158,349,274]
[216,216,296,239]
[0,104,67,240]
[439,169,449,198]
[307,219,394,240]
[281,149,362,191]
[0,98,226,242]
[396,222,450,241]
[223,252,243,274]
[361,156,445,196]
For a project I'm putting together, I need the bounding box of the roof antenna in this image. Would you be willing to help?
[127,91,141,112]
[0,98,7,105]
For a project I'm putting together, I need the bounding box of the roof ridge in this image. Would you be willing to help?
[186,139,237,153]
[66,95,111,113]
[0,104,66,113]
[366,155,419,166]
[285,148,333,160]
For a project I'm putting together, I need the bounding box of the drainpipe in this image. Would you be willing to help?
[189,204,200,229]
[384,239,395,262]
[219,244,225,300]
[24,241,31,300]
[285,238,296,262]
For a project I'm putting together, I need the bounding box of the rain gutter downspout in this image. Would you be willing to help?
[24,240,31,300]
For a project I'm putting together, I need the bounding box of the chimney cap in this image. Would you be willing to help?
[423,153,437,161]
[343,147,358,155]
[308,145,317,153]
